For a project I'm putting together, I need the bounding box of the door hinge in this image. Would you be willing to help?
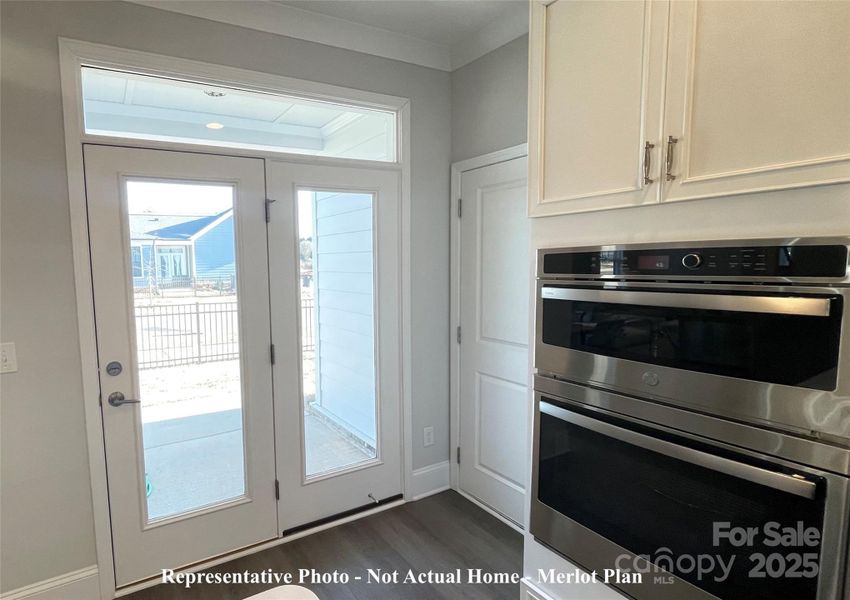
[456,447,461,464]
[270,343,276,365]
[275,479,280,500]
[457,198,462,218]
[265,198,276,223]
[456,326,461,344]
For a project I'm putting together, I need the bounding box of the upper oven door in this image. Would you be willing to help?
[535,281,849,441]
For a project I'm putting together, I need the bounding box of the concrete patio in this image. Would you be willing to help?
[143,409,373,519]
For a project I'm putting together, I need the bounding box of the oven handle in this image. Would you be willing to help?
[540,286,831,317]
[540,400,818,499]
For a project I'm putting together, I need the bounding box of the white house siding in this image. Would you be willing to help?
[313,191,376,447]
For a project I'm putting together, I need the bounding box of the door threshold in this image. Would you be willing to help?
[282,493,404,537]
[115,496,406,597]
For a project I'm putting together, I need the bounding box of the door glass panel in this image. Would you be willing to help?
[126,179,246,521]
[297,189,378,478]
[541,290,843,390]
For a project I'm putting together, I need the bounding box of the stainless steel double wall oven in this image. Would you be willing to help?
[530,238,850,600]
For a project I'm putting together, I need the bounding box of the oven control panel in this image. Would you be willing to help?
[541,244,848,278]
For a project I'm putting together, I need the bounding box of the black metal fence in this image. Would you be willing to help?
[301,298,315,353]
[135,299,315,369]
[134,275,236,295]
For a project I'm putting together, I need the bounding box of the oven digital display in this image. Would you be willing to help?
[637,255,669,270]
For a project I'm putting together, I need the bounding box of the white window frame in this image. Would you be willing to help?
[58,38,413,599]
[79,65,399,163]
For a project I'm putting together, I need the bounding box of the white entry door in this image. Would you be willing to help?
[85,145,278,586]
[266,160,403,532]
[458,156,530,526]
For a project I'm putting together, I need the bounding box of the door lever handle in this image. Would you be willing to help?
[108,391,141,407]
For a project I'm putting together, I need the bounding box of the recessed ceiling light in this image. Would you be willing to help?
[206,122,224,130]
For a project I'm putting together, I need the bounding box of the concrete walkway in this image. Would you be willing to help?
[143,410,372,520]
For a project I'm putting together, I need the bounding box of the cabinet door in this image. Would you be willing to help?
[662,0,850,202]
[528,0,668,217]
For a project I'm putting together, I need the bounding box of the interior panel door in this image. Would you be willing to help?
[458,156,530,526]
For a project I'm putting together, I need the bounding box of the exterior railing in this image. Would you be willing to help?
[134,275,236,296]
[135,298,315,369]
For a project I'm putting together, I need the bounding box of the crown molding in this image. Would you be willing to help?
[127,0,528,72]
[128,0,452,71]
[449,3,529,70]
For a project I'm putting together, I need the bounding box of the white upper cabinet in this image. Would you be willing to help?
[663,0,850,202]
[528,0,669,216]
[529,0,850,217]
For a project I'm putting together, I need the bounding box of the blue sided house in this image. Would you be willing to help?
[128,209,236,290]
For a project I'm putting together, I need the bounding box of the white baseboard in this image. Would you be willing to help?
[521,578,557,600]
[1,567,100,600]
[409,460,450,500]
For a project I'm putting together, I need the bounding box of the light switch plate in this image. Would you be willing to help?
[423,426,435,447]
[1,342,17,373]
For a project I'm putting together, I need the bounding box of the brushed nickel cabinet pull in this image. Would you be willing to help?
[643,141,655,185]
[666,135,678,181]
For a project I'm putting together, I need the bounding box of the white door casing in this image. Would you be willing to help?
[85,145,278,587]
[266,160,403,532]
[457,156,530,526]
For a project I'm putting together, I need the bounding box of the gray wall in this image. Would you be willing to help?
[0,0,450,591]
[451,35,529,163]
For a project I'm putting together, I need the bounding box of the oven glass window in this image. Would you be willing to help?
[537,401,826,600]
[541,292,842,390]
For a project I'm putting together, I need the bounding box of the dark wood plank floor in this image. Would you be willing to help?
[126,491,523,600]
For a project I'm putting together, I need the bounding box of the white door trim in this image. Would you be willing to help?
[59,39,412,599]
[448,143,528,506]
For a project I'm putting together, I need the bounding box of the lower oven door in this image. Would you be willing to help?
[534,281,849,441]
[530,393,850,600]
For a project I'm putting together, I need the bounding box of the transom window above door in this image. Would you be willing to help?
[80,67,397,162]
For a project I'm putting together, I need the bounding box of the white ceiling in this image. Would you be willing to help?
[275,1,526,48]
[130,0,529,71]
